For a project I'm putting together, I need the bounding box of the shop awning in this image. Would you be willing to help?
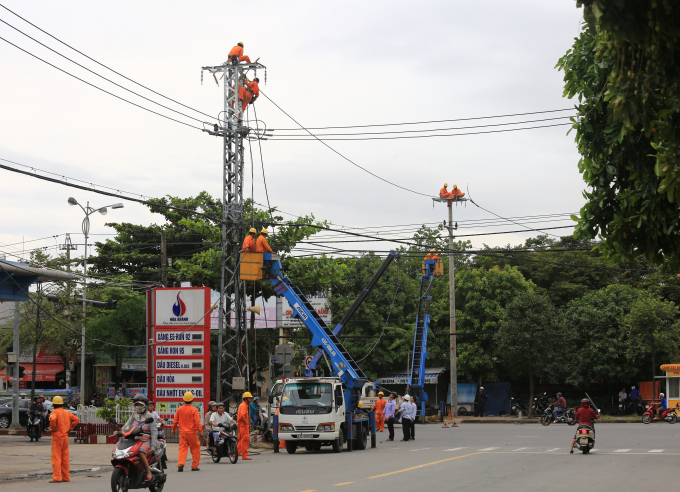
[376,367,446,385]
[0,363,63,382]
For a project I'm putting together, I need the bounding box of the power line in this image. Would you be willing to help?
[270,108,576,130]
[0,35,203,130]
[0,2,216,121]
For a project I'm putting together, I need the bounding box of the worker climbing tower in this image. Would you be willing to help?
[201,55,266,402]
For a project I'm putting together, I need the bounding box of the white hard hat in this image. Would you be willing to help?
[480,387,484,390]
[631,386,636,389]
[403,395,410,401]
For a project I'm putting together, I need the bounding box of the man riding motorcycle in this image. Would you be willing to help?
[656,393,668,419]
[552,392,567,421]
[122,394,158,482]
[570,398,599,454]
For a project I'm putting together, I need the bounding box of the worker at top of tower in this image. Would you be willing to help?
[439,183,450,198]
[256,228,274,253]
[242,228,257,252]
[245,77,260,103]
[229,42,252,65]
[451,184,465,197]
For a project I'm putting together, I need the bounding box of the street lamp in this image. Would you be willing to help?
[68,197,123,404]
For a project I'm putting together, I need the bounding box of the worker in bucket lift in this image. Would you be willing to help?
[450,184,465,198]
[256,228,274,253]
[229,42,251,64]
[424,249,435,262]
[433,250,441,260]
[439,183,451,198]
[242,228,257,252]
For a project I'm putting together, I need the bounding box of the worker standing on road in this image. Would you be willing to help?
[48,395,79,483]
[384,393,397,441]
[229,42,251,64]
[256,228,274,253]
[371,392,387,432]
[242,228,257,252]
[172,391,201,472]
[238,392,254,460]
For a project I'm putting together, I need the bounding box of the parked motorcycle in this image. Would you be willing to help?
[110,417,167,492]
[211,422,238,464]
[574,424,596,454]
[532,393,550,415]
[540,404,576,426]
[26,410,42,442]
[642,402,679,424]
[511,397,527,416]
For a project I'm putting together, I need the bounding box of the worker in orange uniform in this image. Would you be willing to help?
[371,392,387,432]
[424,249,434,261]
[433,250,441,260]
[256,228,274,253]
[238,392,254,460]
[171,391,202,472]
[245,77,260,104]
[242,228,257,252]
[48,395,79,483]
[450,184,465,198]
[439,183,451,199]
[229,42,251,64]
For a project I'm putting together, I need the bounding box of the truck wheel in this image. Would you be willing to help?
[355,426,368,450]
[332,430,344,453]
[285,441,297,454]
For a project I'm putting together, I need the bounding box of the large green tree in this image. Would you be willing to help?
[558,1,680,269]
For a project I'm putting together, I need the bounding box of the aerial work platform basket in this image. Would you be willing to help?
[239,252,280,281]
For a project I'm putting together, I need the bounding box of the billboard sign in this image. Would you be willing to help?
[282,292,331,327]
[154,288,211,327]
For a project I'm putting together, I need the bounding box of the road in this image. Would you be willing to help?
[0,423,678,491]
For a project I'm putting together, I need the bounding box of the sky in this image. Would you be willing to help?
[0,0,586,265]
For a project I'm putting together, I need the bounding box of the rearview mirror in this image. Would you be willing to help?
[109,418,117,425]
[145,417,155,424]
[335,386,343,407]
[268,395,274,404]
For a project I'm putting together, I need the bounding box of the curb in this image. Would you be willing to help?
[0,467,103,483]
[455,419,641,424]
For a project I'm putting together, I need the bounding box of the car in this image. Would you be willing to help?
[0,399,30,428]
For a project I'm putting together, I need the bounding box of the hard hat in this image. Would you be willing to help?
[358,401,363,408]
[52,396,64,405]
[378,392,384,396]
[444,183,448,187]
[480,387,484,390]
[237,42,244,47]
[260,228,268,235]
[403,395,410,401]
[453,184,458,188]
[254,77,260,82]
[430,249,435,252]
[243,391,253,399]
[183,391,194,402]
[249,227,256,234]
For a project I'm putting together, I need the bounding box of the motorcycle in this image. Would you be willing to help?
[26,410,42,442]
[540,404,576,426]
[110,417,167,492]
[211,422,238,464]
[532,393,550,415]
[574,424,596,454]
[511,397,527,416]
[642,402,679,424]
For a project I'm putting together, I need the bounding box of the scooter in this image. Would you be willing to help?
[642,402,679,424]
[26,410,42,442]
[110,417,167,492]
[211,422,238,464]
[511,397,527,416]
[574,424,596,454]
[540,404,576,426]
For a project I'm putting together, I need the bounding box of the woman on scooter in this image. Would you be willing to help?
[570,398,600,454]
[124,394,158,482]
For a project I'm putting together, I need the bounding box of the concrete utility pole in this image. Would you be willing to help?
[202,57,266,403]
[160,230,168,287]
[60,234,77,389]
[10,300,20,427]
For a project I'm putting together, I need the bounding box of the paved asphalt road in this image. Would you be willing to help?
[1,423,678,491]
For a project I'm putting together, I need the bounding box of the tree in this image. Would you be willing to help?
[623,294,680,379]
[451,265,535,384]
[557,1,680,269]
[496,293,563,416]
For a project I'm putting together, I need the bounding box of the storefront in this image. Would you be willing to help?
[660,364,680,408]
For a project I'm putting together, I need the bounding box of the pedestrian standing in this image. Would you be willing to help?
[238,392,253,460]
[48,396,79,483]
[408,397,417,440]
[399,395,415,442]
[384,393,397,441]
[171,391,202,472]
[474,387,488,418]
[371,392,387,432]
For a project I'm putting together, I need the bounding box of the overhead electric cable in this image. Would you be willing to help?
[0,3,216,120]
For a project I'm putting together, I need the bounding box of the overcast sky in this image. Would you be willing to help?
[0,1,585,264]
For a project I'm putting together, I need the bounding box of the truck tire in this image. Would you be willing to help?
[355,426,368,450]
[285,441,297,454]
[332,431,344,453]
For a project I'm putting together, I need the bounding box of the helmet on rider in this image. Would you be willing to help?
[581,398,590,407]
[660,393,665,397]
[133,393,148,414]
[557,392,562,396]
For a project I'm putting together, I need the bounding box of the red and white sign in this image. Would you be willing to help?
[305,356,313,369]
[148,287,211,412]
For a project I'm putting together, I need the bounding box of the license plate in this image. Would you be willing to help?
[579,438,588,444]
[299,434,313,438]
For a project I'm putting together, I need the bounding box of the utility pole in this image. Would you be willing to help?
[161,230,168,287]
[10,300,20,427]
[202,57,266,403]
[433,193,467,417]
[60,234,77,389]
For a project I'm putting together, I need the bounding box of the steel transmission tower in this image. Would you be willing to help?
[202,58,266,402]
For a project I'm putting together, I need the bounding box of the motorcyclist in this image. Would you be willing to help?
[551,392,567,421]
[210,402,233,451]
[570,398,599,454]
[122,394,158,482]
[656,393,667,419]
[29,396,44,434]
[249,397,260,427]
[204,401,217,452]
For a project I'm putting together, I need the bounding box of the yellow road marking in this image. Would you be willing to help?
[335,483,354,486]
[368,452,484,479]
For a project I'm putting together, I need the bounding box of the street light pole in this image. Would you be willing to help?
[68,198,123,404]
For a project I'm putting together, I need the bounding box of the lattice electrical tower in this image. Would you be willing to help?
[201,57,266,402]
